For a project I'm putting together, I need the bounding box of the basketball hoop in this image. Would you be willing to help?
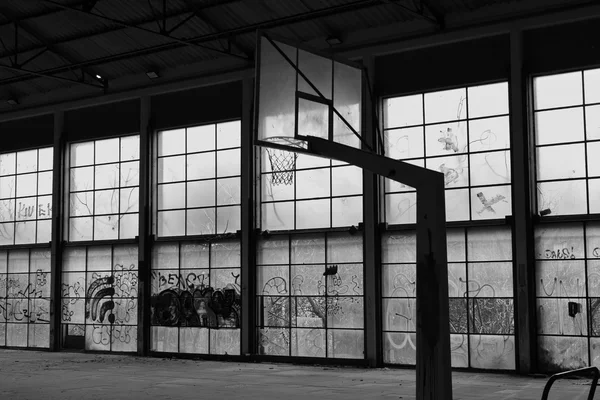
[263,137,304,186]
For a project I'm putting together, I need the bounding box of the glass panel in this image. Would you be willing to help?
[585,68,600,104]
[210,329,240,355]
[590,179,600,214]
[37,171,52,195]
[448,263,467,297]
[382,232,416,264]
[469,116,510,152]
[469,151,511,186]
[257,238,289,265]
[382,264,416,298]
[295,152,329,170]
[187,124,215,153]
[157,210,185,237]
[469,335,515,370]
[382,298,415,331]
[0,175,15,199]
[424,88,467,123]
[71,142,94,167]
[0,152,16,175]
[186,152,215,181]
[70,166,94,192]
[187,208,216,235]
[262,173,294,201]
[468,227,512,261]
[536,260,585,298]
[216,178,240,206]
[187,180,215,208]
[120,161,139,187]
[69,217,93,241]
[537,180,587,215]
[468,263,513,297]
[586,105,600,141]
[588,142,600,177]
[16,173,37,197]
[70,192,93,216]
[158,128,185,156]
[158,156,185,183]
[296,168,329,199]
[535,108,585,145]
[469,299,514,333]
[94,216,119,240]
[95,138,119,164]
[216,149,240,178]
[158,183,185,210]
[94,189,118,215]
[216,206,240,234]
[150,326,178,352]
[386,193,417,224]
[119,187,138,213]
[211,241,240,268]
[119,213,138,239]
[383,332,416,364]
[445,189,470,222]
[538,336,588,371]
[331,166,362,196]
[537,144,585,180]
[471,185,511,220]
[296,199,330,229]
[449,298,468,333]
[216,120,241,149]
[120,135,139,161]
[16,197,36,221]
[262,202,294,231]
[259,328,289,355]
[534,71,583,110]
[537,298,587,335]
[468,82,509,118]
[94,163,119,190]
[179,328,209,353]
[15,221,36,244]
[298,98,329,140]
[426,155,469,188]
[384,127,424,160]
[425,121,467,156]
[384,94,423,128]
[333,61,361,147]
[331,196,362,227]
[0,199,15,221]
[328,329,363,359]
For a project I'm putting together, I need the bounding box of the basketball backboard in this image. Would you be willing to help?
[254,32,365,156]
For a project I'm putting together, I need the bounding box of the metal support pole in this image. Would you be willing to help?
[241,77,256,356]
[137,96,151,356]
[305,136,452,400]
[361,55,382,367]
[49,110,64,351]
[509,29,537,373]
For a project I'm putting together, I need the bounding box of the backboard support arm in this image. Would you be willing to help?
[305,136,452,400]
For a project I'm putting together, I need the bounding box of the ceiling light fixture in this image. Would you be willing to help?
[7,98,18,106]
[326,36,342,46]
[95,74,102,79]
[146,70,159,79]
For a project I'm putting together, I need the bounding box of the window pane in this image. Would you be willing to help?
[0,176,15,199]
[424,88,467,123]
[120,135,139,161]
[296,168,330,199]
[469,151,511,186]
[70,192,93,216]
[187,124,215,153]
[586,105,600,140]
[158,156,185,183]
[537,144,585,181]
[0,153,15,176]
[470,185,511,220]
[71,142,94,167]
[157,210,185,236]
[262,202,294,231]
[331,166,362,196]
[216,149,240,178]
[120,161,139,187]
[16,173,37,197]
[537,180,587,215]
[467,82,509,118]
[296,199,330,229]
[17,150,37,173]
[95,138,119,164]
[331,196,362,227]
[534,71,583,110]
[426,155,468,188]
[216,178,240,206]
[425,121,467,157]
[158,128,185,156]
[535,108,585,145]
[187,180,215,208]
[384,94,423,128]
[187,153,214,180]
[187,208,215,235]
[158,183,185,210]
[120,187,138,213]
[217,206,240,233]
[70,167,94,192]
[217,121,241,149]
[590,179,600,214]
[446,189,470,222]
[384,127,424,160]
[94,189,118,215]
[37,171,52,195]
[386,192,416,224]
[468,116,510,152]
[94,163,119,190]
[69,217,93,241]
[584,68,600,104]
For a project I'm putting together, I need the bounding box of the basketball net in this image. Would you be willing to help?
[264,136,302,186]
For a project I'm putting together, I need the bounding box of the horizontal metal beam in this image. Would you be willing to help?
[0,0,383,87]
[39,0,248,61]
[0,63,103,88]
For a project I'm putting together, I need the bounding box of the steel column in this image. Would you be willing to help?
[49,110,64,351]
[240,77,256,355]
[361,55,382,367]
[509,29,537,373]
[137,96,152,356]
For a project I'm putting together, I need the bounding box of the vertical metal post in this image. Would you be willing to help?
[241,77,256,356]
[362,55,382,366]
[415,178,452,400]
[510,29,536,373]
[49,110,64,351]
[138,96,151,355]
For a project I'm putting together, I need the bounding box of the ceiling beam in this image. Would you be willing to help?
[0,0,243,61]
[38,0,248,60]
[0,63,104,88]
[0,0,384,87]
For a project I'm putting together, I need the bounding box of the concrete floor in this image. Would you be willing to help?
[0,350,596,400]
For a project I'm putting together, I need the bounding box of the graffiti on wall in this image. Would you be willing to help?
[0,269,50,324]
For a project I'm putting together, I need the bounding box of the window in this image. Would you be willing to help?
[0,249,51,348]
[0,147,53,245]
[382,227,515,369]
[155,121,241,237]
[257,232,364,359]
[67,136,140,241]
[382,82,511,223]
[260,151,363,231]
[61,245,138,352]
[150,240,241,355]
[533,69,600,216]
